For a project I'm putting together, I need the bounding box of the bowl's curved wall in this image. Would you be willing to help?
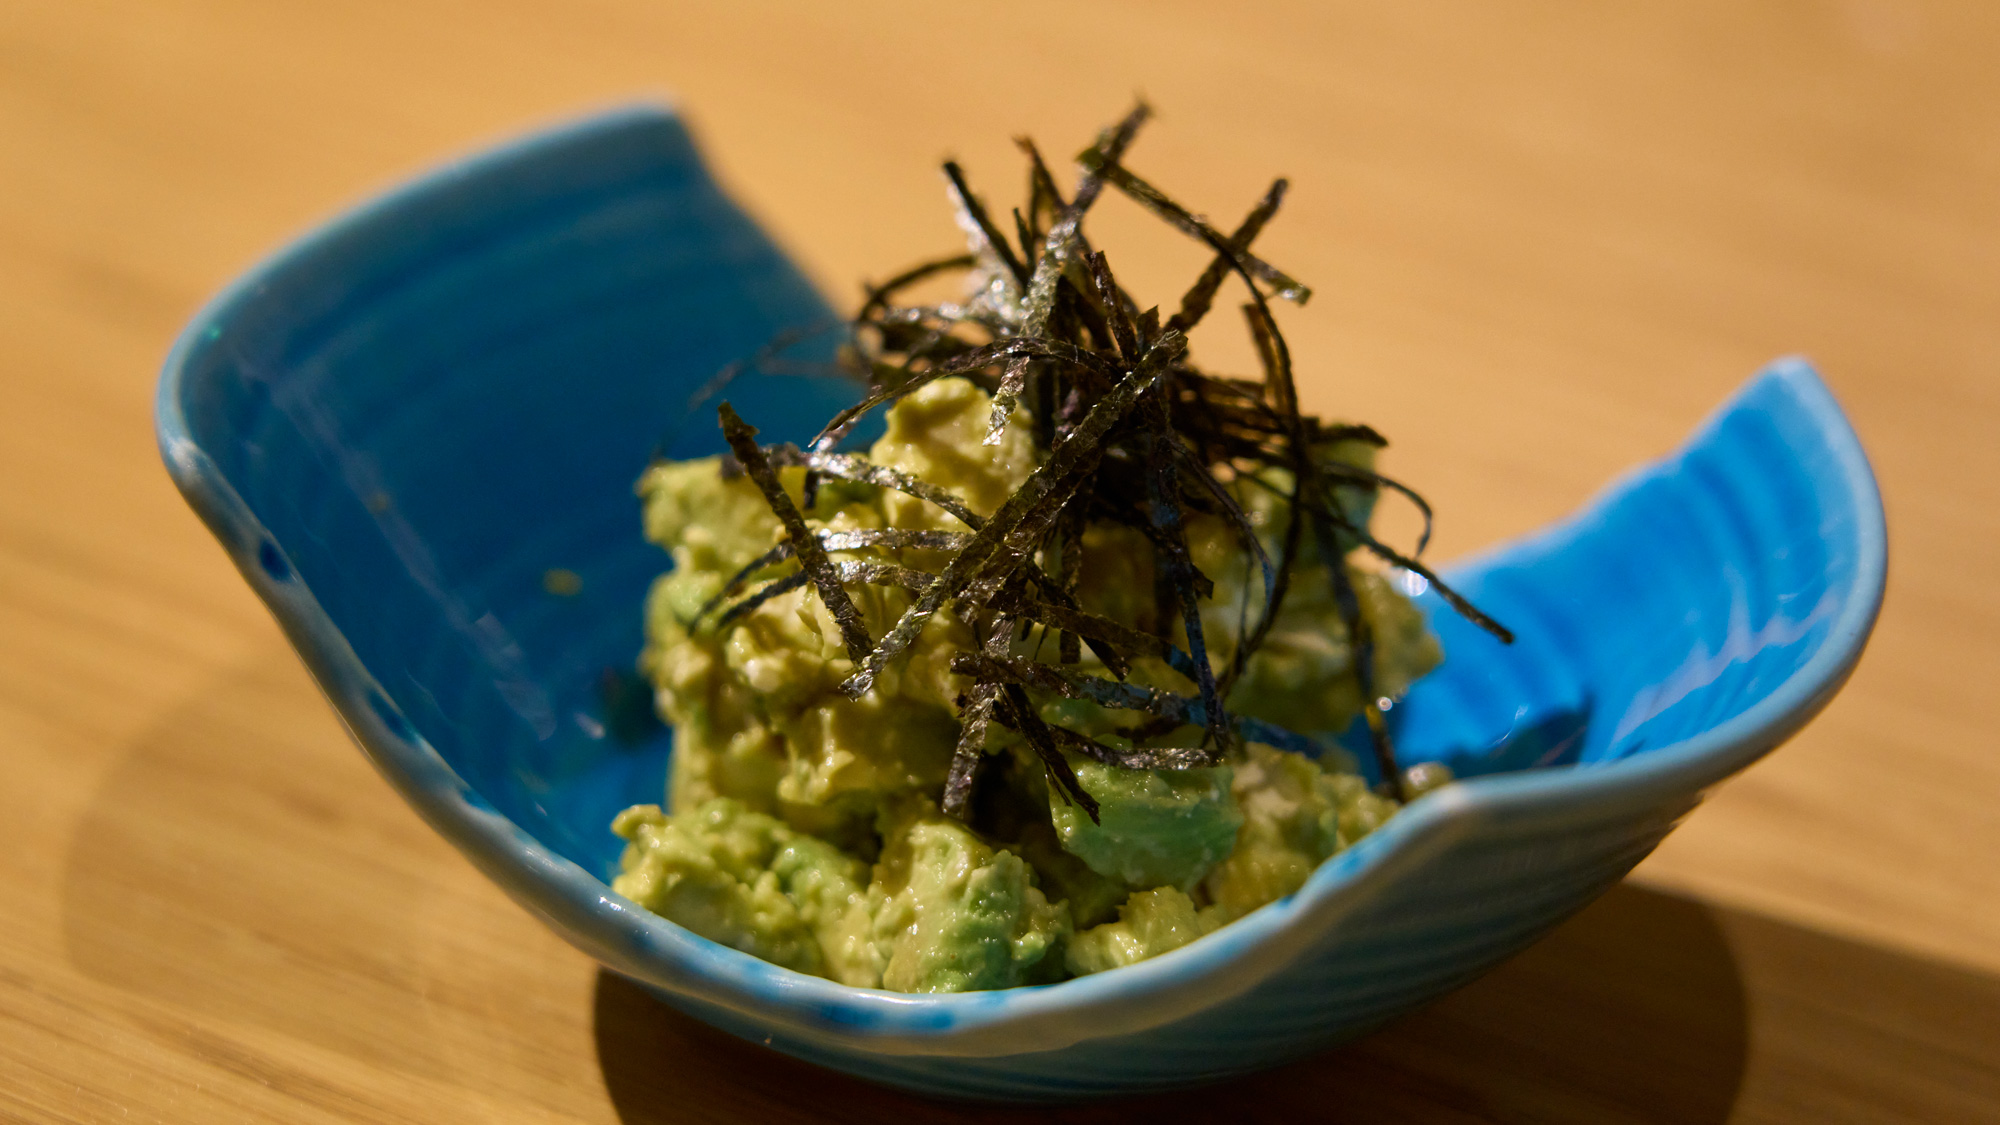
[160,108,847,870]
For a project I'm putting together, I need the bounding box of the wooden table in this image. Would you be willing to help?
[4,2,1996,1120]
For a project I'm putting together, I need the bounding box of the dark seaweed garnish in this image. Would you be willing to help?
[698,105,1511,818]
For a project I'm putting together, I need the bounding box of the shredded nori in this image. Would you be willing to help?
[717,404,874,664]
[697,105,1512,819]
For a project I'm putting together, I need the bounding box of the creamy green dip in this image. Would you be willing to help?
[613,377,1443,992]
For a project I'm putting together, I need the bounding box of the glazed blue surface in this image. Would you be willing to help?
[156,105,1886,1102]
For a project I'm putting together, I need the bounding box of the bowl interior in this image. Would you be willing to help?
[165,109,858,870]
[160,107,1876,892]
[1396,370,1865,784]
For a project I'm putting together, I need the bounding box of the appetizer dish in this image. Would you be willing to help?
[158,101,1884,1097]
[610,106,1511,992]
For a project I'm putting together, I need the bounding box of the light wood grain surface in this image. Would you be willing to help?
[3,2,1997,1121]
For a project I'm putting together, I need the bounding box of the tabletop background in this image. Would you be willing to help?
[4,2,1997,1121]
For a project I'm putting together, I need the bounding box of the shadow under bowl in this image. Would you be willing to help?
[155,105,1886,1102]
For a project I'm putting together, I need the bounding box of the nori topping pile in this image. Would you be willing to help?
[686,104,1511,820]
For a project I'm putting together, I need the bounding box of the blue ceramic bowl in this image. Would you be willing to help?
[156,105,1886,1102]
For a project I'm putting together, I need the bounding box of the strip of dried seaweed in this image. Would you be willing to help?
[831,559,938,592]
[1173,440,1274,602]
[996,683,1099,822]
[681,107,1515,823]
[811,338,1112,454]
[818,456,986,530]
[1042,724,1209,772]
[837,331,1185,700]
[1188,234,1413,794]
[1080,154,1311,305]
[857,253,977,324]
[985,589,1193,679]
[943,161,1030,289]
[949,651,1322,761]
[823,528,977,553]
[941,617,1019,819]
[1168,179,1288,335]
[651,320,842,462]
[712,560,947,629]
[717,404,874,664]
[941,683,998,819]
[695,528,974,625]
[714,570,811,628]
[697,540,795,621]
[1051,505,1087,666]
[1140,391,1228,749]
[986,103,1152,442]
[1315,499,1514,644]
[1005,572,1137,681]
[1230,457,1509,644]
[1319,462,1436,556]
[1220,454,1305,701]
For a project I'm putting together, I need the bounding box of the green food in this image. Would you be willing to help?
[606,106,1507,992]
[610,799,864,978]
[1064,887,1228,976]
[1048,755,1240,892]
[614,378,1445,992]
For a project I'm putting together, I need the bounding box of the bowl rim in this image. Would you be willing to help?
[155,104,1889,1054]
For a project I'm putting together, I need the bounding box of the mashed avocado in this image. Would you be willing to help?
[1047,756,1241,892]
[1065,887,1230,977]
[615,378,1447,991]
[854,797,1071,991]
[610,798,866,977]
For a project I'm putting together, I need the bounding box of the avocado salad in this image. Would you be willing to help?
[609,106,1510,993]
